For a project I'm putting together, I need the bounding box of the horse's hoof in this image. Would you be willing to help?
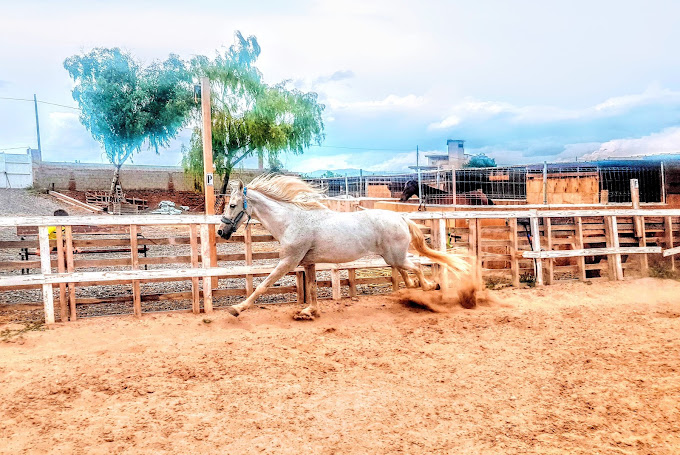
[227,306,240,317]
[293,308,317,320]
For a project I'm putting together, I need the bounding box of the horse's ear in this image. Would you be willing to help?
[238,180,244,190]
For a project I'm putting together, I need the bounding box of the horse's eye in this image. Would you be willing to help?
[229,204,236,209]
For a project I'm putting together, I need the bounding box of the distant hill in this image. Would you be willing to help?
[302,168,404,178]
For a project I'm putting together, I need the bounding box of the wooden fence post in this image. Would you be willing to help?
[638,216,648,276]
[574,217,587,281]
[38,226,55,324]
[544,217,554,285]
[508,218,520,287]
[244,224,254,296]
[347,269,357,298]
[129,224,142,317]
[189,225,200,314]
[296,271,305,304]
[437,218,449,289]
[200,223,213,313]
[331,267,341,300]
[529,213,544,286]
[304,264,317,306]
[609,216,624,280]
[55,226,68,322]
[665,216,675,271]
[630,179,642,238]
[64,226,76,320]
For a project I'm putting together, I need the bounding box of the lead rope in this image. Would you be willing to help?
[243,186,252,228]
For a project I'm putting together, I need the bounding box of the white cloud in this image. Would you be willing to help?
[287,154,355,173]
[328,94,425,111]
[429,85,680,130]
[579,127,680,161]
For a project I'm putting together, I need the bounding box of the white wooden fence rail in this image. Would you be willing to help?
[2,208,680,324]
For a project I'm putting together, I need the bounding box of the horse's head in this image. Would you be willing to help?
[400,180,418,202]
[217,180,250,240]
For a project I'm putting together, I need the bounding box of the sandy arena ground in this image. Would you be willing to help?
[1,278,679,454]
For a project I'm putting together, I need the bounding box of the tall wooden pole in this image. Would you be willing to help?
[201,77,219,287]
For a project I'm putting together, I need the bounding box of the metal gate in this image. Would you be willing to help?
[0,151,33,188]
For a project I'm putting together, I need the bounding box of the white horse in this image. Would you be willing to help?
[217,174,471,319]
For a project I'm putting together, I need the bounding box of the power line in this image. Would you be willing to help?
[309,144,413,152]
[0,96,80,111]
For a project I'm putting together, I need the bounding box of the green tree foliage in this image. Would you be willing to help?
[465,154,497,168]
[64,48,194,193]
[182,32,325,196]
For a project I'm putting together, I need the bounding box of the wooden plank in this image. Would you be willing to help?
[508,218,520,287]
[529,214,543,286]
[55,226,68,322]
[189,225,200,314]
[200,224,213,313]
[7,209,680,229]
[129,224,142,317]
[296,271,305,304]
[544,217,554,285]
[38,226,55,324]
[49,191,105,213]
[663,245,680,257]
[331,268,341,300]
[523,246,661,259]
[244,224,254,296]
[665,216,676,270]
[347,269,357,298]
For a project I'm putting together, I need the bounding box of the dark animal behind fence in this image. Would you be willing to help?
[400,180,494,205]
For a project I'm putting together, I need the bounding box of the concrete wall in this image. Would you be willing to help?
[32,161,262,192]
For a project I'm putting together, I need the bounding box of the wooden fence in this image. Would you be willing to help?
[1,209,679,324]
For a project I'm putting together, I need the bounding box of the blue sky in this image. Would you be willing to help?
[1,0,679,172]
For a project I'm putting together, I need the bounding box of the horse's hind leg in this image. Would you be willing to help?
[397,268,417,288]
[391,258,437,291]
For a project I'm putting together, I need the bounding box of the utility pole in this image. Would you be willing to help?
[200,77,218,287]
[33,95,42,155]
[417,145,423,207]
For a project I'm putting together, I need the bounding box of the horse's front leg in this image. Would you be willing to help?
[227,255,302,317]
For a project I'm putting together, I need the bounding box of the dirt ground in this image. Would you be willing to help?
[1,278,679,455]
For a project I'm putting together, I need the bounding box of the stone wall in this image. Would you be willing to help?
[33,161,262,192]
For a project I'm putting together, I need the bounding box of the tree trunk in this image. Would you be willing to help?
[216,168,232,214]
[109,166,122,200]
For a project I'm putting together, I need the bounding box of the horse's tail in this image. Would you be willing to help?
[406,219,471,277]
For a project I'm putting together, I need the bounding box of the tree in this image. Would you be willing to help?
[464,154,497,168]
[182,32,325,204]
[64,48,194,198]
[321,170,341,178]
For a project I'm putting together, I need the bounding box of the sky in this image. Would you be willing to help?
[1,0,679,173]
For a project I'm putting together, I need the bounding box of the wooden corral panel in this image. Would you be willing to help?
[366,184,392,198]
[526,173,599,204]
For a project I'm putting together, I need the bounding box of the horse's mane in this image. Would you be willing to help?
[246,174,326,210]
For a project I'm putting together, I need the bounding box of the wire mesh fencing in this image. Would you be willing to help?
[303,161,667,205]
